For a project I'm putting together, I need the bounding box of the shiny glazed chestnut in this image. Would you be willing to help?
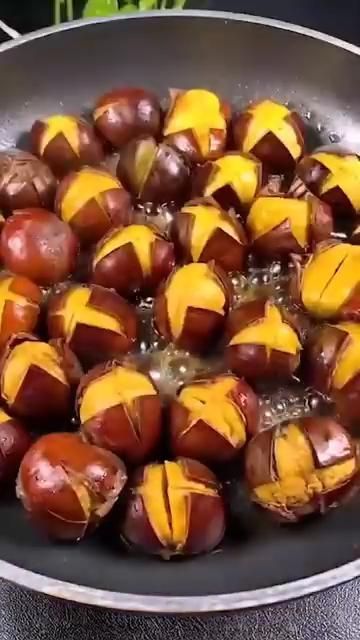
[93,87,162,148]
[154,262,232,353]
[246,194,333,258]
[226,299,302,380]
[17,433,127,541]
[121,458,225,557]
[0,150,57,214]
[91,224,175,298]
[47,284,138,367]
[163,89,229,164]
[55,167,133,246]
[291,241,360,320]
[0,208,79,286]
[77,362,162,465]
[0,408,31,484]
[170,375,259,465]
[31,114,104,178]
[245,417,358,522]
[0,274,42,350]
[172,198,248,273]
[233,99,305,172]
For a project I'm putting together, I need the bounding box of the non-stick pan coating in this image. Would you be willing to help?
[0,11,360,613]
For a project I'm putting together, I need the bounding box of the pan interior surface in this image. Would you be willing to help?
[0,13,360,607]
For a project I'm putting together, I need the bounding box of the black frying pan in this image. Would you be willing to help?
[0,10,360,614]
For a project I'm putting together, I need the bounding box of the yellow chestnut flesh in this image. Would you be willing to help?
[243,100,301,160]
[204,154,259,205]
[39,115,80,155]
[312,152,360,212]
[54,287,124,338]
[181,203,241,261]
[61,169,122,223]
[93,224,156,276]
[247,197,309,247]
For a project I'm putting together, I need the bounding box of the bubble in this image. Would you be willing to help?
[329,132,341,144]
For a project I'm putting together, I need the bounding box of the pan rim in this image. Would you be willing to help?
[0,9,360,612]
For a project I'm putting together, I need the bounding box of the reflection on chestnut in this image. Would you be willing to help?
[233,99,305,171]
[17,433,127,541]
[121,458,225,557]
[0,150,57,214]
[47,284,138,367]
[0,409,31,484]
[0,275,42,350]
[55,167,133,246]
[77,362,162,465]
[226,299,302,380]
[154,262,232,353]
[172,199,248,272]
[245,417,358,521]
[92,224,175,298]
[170,375,259,464]
[93,87,162,148]
[0,208,79,286]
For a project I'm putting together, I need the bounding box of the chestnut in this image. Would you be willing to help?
[0,333,81,419]
[170,374,259,465]
[31,114,104,178]
[93,87,162,148]
[17,433,127,541]
[47,284,138,367]
[246,194,333,258]
[163,89,229,164]
[0,208,79,286]
[0,150,56,214]
[297,150,360,216]
[245,417,358,522]
[225,299,302,380]
[154,262,232,353]
[121,458,225,557]
[191,152,262,215]
[233,99,305,172]
[0,408,31,483]
[92,223,175,298]
[172,199,248,272]
[291,241,360,320]
[0,274,43,350]
[55,167,133,246]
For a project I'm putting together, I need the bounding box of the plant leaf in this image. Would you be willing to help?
[139,0,158,9]
[82,0,120,18]
[118,2,139,11]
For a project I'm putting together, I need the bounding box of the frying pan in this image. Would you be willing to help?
[0,9,360,614]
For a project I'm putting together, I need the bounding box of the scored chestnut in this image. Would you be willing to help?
[154,262,232,353]
[163,89,229,164]
[170,375,259,465]
[121,458,225,557]
[31,114,104,178]
[225,299,302,380]
[0,409,31,484]
[47,283,138,367]
[291,241,360,320]
[0,208,79,286]
[17,433,127,541]
[246,194,333,258]
[0,274,42,350]
[172,199,248,273]
[233,99,305,172]
[0,150,56,214]
[245,417,358,522]
[91,224,175,298]
[77,362,162,465]
[93,87,162,148]
[55,167,133,246]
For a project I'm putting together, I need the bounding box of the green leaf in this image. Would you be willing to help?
[82,0,119,18]
[118,3,139,11]
[139,0,158,9]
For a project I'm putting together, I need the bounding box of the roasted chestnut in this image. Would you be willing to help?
[121,458,225,557]
[163,89,229,164]
[0,409,31,483]
[233,99,305,172]
[226,299,302,380]
[291,241,360,320]
[55,167,133,246]
[0,274,42,350]
[31,114,104,178]
[246,194,333,257]
[192,152,262,215]
[170,375,259,465]
[245,417,358,521]
[47,284,138,367]
[297,150,360,216]
[91,224,175,297]
[0,208,79,286]
[154,262,232,353]
[172,199,248,272]
[17,433,127,541]
[0,150,56,214]
[93,87,162,148]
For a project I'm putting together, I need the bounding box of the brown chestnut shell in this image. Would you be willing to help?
[0,150,57,214]
[0,274,43,350]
